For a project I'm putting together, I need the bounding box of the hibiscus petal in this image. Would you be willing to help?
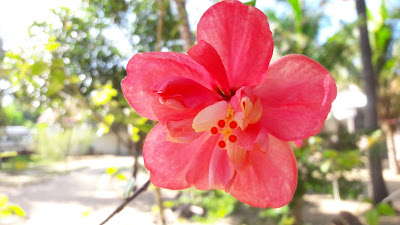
[165,118,202,143]
[187,40,230,96]
[233,124,269,152]
[254,54,337,141]
[209,148,235,190]
[151,77,222,141]
[192,101,228,132]
[144,123,212,189]
[226,142,247,164]
[150,77,222,143]
[153,76,221,111]
[228,135,297,208]
[122,52,217,120]
[186,142,235,190]
[197,0,273,89]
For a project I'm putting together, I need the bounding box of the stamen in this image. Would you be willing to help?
[228,135,237,143]
[218,140,226,148]
[218,120,226,128]
[229,121,237,129]
[211,127,218,135]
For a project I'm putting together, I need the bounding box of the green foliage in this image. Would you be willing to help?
[105,166,127,180]
[244,0,256,7]
[1,104,24,126]
[366,209,380,225]
[0,195,25,218]
[376,203,396,215]
[287,0,302,32]
[0,102,40,127]
[365,203,396,225]
[293,135,363,200]
[0,195,7,208]
[173,189,237,223]
[34,125,96,161]
[0,155,33,171]
[91,82,117,106]
[0,151,18,158]
[259,205,295,225]
[1,0,177,151]
[105,166,118,175]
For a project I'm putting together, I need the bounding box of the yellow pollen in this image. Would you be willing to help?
[226,105,235,121]
[215,104,237,148]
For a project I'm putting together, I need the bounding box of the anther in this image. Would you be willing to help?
[229,121,237,129]
[229,135,237,143]
[211,127,219,135]
[218,120,226,128]
[218,140,226,148]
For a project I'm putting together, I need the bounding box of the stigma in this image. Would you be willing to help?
[211,119,238,148]
[192,100,255,163]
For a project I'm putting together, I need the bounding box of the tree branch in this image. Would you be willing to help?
[99,179,151,225]
[156,0,165,52]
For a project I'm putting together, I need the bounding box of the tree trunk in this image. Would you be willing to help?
[355,0,389,205]
[174,0,193,52]
[156,0,165,52]
[291,197,303,225]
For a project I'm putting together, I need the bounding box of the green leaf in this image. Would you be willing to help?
[135,117,148,125]
[5,205,25,217]
[322,150,338,159]
[132,126,141,142]
[134,124,153,134]
[82,209,91,217]
[376,203,396,215]
[91,83,118,106]
[115,173,127,181]
[279,214,296,225]
[363,197,373,204]
[288,0,302,32]
[365,209,379,225]
[163,201,174,208]
[70,74,81,84]
[123,178,136,198]
[104,114,115,126]
[380,0,388,21]
[259,205,289,219]
[31,61,48,75]
[0,210,12,217]
[0,195,8,208]
[45,42,60,51]
[243,0,256,7]
[0,151,18,158]
[47,68,65,96]
[106,167,118,175]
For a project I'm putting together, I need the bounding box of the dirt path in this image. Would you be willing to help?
[1,156,400,225]
[0,156,161,225]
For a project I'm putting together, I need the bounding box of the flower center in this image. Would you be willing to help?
[209,105,238,149]
[192,96,262,164]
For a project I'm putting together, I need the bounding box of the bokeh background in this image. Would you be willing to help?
[1,0,400,224]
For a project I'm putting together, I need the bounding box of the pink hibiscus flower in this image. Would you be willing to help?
[122,0,336,208]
